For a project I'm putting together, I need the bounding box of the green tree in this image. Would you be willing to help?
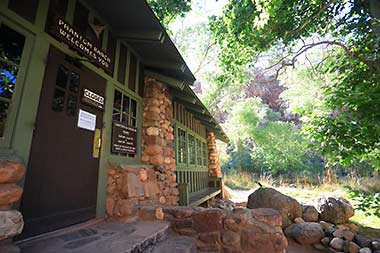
[147,0,192,28]
[211,0,380,168]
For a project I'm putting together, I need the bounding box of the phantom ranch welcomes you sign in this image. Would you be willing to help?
[53,19,111,72]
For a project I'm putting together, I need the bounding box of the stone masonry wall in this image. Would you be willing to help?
[106,164,166,222]
[207,132,222,178]
[141,78,178,205]
[138,204,288,253]
[106,78,178,221]
[0,160,25,241]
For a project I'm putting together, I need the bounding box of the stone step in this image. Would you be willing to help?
[147,232,197,253]
[18,221,170,253]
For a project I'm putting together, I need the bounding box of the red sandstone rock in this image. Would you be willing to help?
[199,231,220,244]
[221,230,240,247]
[223,217,241,232]
[144,181,160,197]
[349,241,361,253]
[149,155,164,166]
[241,231,288,253]
[105,197,115,216]
[0,184,23,206]
[251,208,282,227]
[172,208,194,219]
[0,161,25,184]
[144,145,162,155]
[193,209,223,233]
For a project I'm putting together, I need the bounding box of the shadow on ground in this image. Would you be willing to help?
[358,225,380,240]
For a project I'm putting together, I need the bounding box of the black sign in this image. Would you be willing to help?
[82,88,105,110]
[53,19,112,72]
[111,122,138,155]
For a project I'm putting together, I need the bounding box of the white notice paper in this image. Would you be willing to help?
[77,109,96,131]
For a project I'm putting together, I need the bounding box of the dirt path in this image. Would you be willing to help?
[286,239,321,253]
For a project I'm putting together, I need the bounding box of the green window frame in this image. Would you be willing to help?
[177,127,187,164]
[112,88,139,157]
[196,138,202,166]
[202,142,208,167]
[188,134,196,165]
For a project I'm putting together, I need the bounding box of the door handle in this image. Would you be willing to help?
[93,128,102,158]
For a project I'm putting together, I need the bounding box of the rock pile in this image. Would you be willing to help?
[0,160,25,251]
[247,187,380,253]
[138,205,288,253]
[317,225,380,253]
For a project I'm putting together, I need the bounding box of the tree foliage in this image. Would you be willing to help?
[211,0,380,168]
[147,0,192,28]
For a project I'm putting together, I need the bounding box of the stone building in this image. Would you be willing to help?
[0,0,227,244]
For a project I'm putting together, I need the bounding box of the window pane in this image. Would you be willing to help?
[0,62,18,100]
[113,90,122,110]
[203,142,208,166]
[122,95,130,114]
[112,109,121,121]
[0,100,10,136]
[188,134,195,165]
[56,65,68,89]
[197,139,202,165]
[130,117,136,127]
[0,25,26,137]
[69,72,80,93]
[121,112,129,124]
[131,99,137,117]
[66,94,77,116]
[52,88,65,112]
[0,24,25,64]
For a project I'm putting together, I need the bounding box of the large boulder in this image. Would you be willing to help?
[284,222,325,245]
[317,196,354,224]
[247,187,302,228]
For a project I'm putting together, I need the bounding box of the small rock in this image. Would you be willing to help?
[320,221,334,230]
[0,210,24,238]
[336,224,350,230]
[359,247,372,253]
[284,222,325,245]
[355,235,372,248]
[348,241,361,253]
[344,223,359,233]
[321,237,331,246]
[333,229,345,238]
[342,230,355,241]
[328,248,342,252]
[330,237,344,250]
[155,208,164,220]
[326,228,336,237]
[372,241,380,250]
[294,217,305,223]
[302,205,320,222]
